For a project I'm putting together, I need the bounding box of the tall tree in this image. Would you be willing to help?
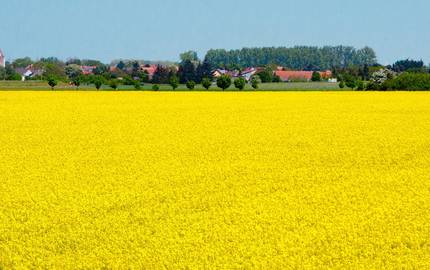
[178,60,196,84]
[180,51,199,63]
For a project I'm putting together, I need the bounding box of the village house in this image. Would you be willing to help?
[240,67,257,81]
[0,49,5,67]
[80,65,97,75]
[16,64,44,81]
[212,69,240,79]
[139,65,157,80]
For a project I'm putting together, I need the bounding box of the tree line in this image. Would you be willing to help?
[204,46,377,70]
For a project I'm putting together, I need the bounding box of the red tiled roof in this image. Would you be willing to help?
[275,70,332,81]
[140,65,157,76]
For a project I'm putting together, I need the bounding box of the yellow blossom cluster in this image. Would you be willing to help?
[0,91,429,268]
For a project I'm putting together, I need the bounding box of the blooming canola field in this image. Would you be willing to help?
[0,91,429,268]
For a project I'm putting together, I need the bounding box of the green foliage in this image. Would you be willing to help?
[47,77,58,90]
[202,78,211,90]
[195,59,213,83]
[169,76,179,90]
[216,75,232,90]
[116,61,126,70]
[12,57,33,68]
[122,75,135,86]
[43,62,67,81]
[380,73,430,91]
[391,59,425,73]
[257,67,274,83]
[178,60,196,83]
[93,76,104,90]
[186,80,196,90]
[345,79,356,90]
[0,67,6,80]
[65,64,82,80]
[205,46,377,69]
[251,77,259,89]
[72,76,82,89]
[339,81,345,89]
[356,80,365,91]
[272,75,281,83]
[234,77,246,90]
[180,51,199,63]
[152,84,160,91]
[109,80,118,90]
[311,71,321,82]
[151,65,170,84]
[134,81,141,90]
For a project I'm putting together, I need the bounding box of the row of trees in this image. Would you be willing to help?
[204,46,377,70]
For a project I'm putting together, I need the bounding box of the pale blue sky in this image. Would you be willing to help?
[1,0,429,64]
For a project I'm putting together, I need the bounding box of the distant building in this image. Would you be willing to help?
[0,49,5,67]
[275,70,333,82]
[212,69,240,79]
[139,65,157,80]
[80,66,97,75]
[240,67,257,81]
[16,64,44,81]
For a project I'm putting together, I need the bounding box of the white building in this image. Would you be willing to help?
[0,49,5,67]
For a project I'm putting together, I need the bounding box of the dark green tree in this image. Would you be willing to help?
[72,76,82,89]
[311,71,321,82]
[202,78,211,90]
[234,77,246,90]
[180,51,199,62]
[186,80,196,90]
[178,60,196,83]
[116,61,126,70]
[169,76,179,90]
[251,77,259,89]
[257,67,273,83]
[47,77,58,90]
[94,76,103,90]
[109,80,118,90]
[217,75,232,90]
[152,65,170,84]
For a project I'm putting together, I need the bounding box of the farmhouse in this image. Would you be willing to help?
[16,64,44,81]
[0,49,5,67]
[275,70,333,82]
[139,65,157,80]
[240,67,257,81]
[80,65,97,75]
[212,69,240,78]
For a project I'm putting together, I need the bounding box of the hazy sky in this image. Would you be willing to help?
[1,0,429,64]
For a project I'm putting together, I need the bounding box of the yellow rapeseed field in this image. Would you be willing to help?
[0,91,429,269]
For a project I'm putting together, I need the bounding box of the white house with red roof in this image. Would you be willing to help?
[0,49,5,67]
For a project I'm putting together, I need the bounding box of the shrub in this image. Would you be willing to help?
[169,76,179,90]
[202,78,211,90]
[47,77,58,90]
[94,79,103,90]
[234,77,246,90]
[109,80,118,90]
[251,77,259,89]
[152,84,159,91]
[216,75,232,90]
[186,80,195,90]
[134,81,141,90]
[356,80,365,91]
[311,71,321,82]
[339,81,345,89]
